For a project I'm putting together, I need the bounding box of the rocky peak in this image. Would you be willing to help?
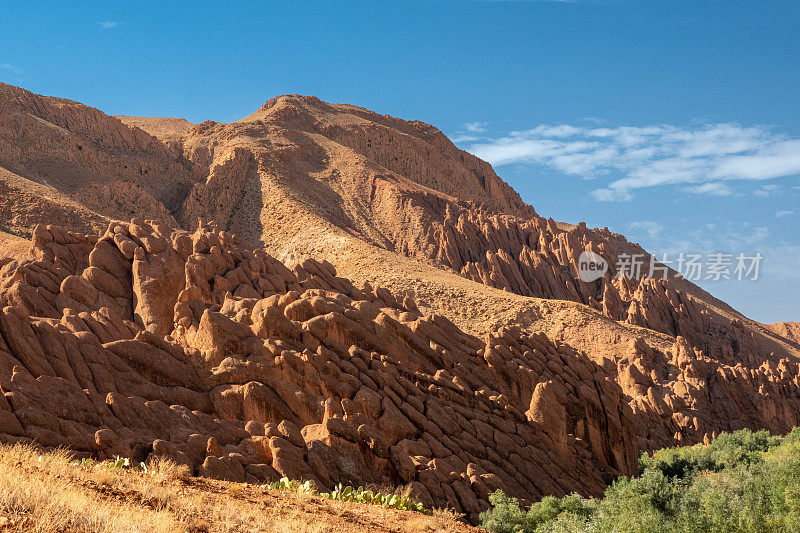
[0,84,798,522]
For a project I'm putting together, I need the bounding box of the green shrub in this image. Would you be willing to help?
[264,477,426,513]
[324,483,425,512]
[639,428,781,481]
[480,428,800,533]
[264,477,319,495]
[479,491,597,533]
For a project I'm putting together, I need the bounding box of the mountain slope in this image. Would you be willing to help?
[769,322,800,346]
[119,93,791,366]
[0,84,799,522]
[119,92,800,450]
[0,83,196,235]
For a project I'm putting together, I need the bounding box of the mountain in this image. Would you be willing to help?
[769,322,800,346]
[0,82,798,523]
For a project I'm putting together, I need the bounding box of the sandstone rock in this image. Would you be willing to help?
[199,455,246,483]
[95,428,131,458]
[0,114,795,519]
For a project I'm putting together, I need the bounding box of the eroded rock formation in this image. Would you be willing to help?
[365,190,769,363]
[1,84,798,521]
[0,221,641,523]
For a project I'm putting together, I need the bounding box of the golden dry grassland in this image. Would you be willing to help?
[0,443,476,533]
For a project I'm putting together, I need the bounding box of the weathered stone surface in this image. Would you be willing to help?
[0,223,646,521]
[0,85,798,526]
[8,220,794,522]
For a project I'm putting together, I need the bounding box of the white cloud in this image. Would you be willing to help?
[776,210,795,218]
[738,226,771,247]
[467,122,800,201]
[581,117,606,125]
[0,63,23,82]
[591,187,631,202]
[684,182,734,196]
[451,134,480,144]
[629,221,664,239]
[464,121,488,133]
[754,184,781,197]
[99,21,122,29]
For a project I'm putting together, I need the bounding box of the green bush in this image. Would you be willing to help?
[324,483,425,512]
[264,477,426,513]
[480,491,598,533]
[480,428,800,533]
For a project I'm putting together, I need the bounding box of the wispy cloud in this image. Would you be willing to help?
[467,123,800,201]
[629,220,664,239]
[450,122,490,144]
[0,63,23,82]
[753,184,781,197]
[99,21,123,29]
[646,221,772,257]
[464,121,488,133]
[0,63,21,74]
[684,182,734,197]
[776,210,795,218]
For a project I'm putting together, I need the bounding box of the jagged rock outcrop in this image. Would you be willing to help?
[0,222,641,523]
[2,222,798,522]
[1,84,799,519]
[368,193,771,366]
[612,335,800,451]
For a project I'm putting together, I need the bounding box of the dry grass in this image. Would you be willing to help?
[403,507,471,533]
[0,445,178,532]
[145,456,191,484]
[0,444,477,532]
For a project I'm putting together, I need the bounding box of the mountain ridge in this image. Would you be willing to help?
[0,83,799,523]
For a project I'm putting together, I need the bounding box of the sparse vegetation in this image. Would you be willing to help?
[0,444,179,532]
[480,428,800,533]
[264,477,427,512]
[325,483,426,512]
[0,443,464,532]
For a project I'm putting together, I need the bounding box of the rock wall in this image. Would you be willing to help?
[369,188,766,364]
[612,335,800,452]
[1,222,799,522]
[0,222,639,523]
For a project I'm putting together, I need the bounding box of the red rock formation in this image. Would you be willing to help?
[0,222,640,523]
[768,322,800,346]
[0,84,798,520]
[368,191,784,369]
[0,83,196,235]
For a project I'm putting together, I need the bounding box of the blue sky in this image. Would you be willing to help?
[1,0,798,323]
